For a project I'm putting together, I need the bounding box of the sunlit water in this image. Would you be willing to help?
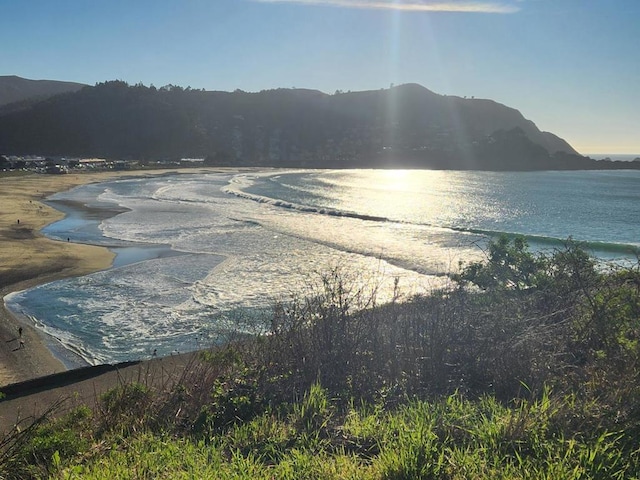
[5,169,640,366]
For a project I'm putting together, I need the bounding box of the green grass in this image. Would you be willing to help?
[42,391,638,479]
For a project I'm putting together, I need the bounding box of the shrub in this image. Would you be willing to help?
[97,382,152,435]
[193,370,265,436]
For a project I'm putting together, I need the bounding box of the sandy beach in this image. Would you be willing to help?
[0,172,119,386]
[0,167,270,433]
[0,168,230,386]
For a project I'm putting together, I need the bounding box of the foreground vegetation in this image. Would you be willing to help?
[2,237,639,478]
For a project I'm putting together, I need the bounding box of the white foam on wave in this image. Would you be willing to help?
[10,250,236,363]
[223,172,392,223]
[11,169,639,366]
[7,172,437,365]
[8,171,492,365]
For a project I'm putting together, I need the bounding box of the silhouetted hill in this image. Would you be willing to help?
[0,76,86,108]
[0,79,626,170]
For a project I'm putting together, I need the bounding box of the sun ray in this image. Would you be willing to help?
[253,0,520,14]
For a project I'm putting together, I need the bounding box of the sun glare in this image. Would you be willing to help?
[379,169,411,191]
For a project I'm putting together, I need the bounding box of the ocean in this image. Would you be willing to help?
[5,169,640,367]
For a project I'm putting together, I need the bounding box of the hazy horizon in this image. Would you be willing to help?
[584,153,640,159]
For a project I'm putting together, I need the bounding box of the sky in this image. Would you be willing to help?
[1,0,639,155]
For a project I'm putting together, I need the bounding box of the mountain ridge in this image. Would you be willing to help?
[0,77,596,170]
[0,75,86,108]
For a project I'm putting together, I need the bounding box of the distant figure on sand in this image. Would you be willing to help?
[19,339,25,349]
[18,327,22,338]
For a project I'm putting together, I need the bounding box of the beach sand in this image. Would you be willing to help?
[0,171,123,386]
[0,168,243,432]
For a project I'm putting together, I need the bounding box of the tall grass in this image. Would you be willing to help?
[37,391,638,479]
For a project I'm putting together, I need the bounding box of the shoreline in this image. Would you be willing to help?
[0,168,238,387]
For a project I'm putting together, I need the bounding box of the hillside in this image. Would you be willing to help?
[2,238,640,477]
[0,75,85,108]
[0,79,601,170]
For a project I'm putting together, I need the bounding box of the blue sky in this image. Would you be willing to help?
[2,0,639,154]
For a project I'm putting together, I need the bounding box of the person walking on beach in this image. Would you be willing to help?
[18,327,22,338]
[19,339,25,349]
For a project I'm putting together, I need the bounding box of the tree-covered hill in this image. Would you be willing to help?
[0,79,635,170]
